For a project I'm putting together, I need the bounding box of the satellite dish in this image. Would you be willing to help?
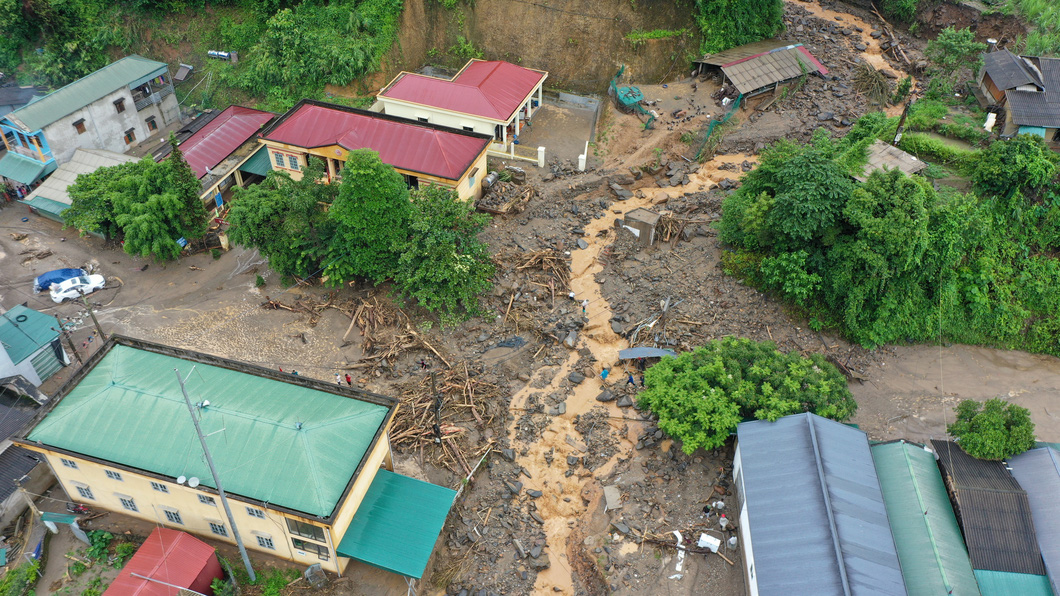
[177,475,187,485]
[188,477,200,488]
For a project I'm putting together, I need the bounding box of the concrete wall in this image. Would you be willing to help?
[41,87,179,166]
[378,99,500,138]
[18,444,382,574]
[327,432,393,574]
[0,457,53,529]
[0,345,44,386]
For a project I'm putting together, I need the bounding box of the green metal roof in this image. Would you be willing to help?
[20,195,70,219]
[26,343,392,517]
[0,153,56,185]
[872,441,981,596]
[0,305,60,365]
[4,56,168,131]
[237,146,271,177]
[336,469,455,578]
[974,570,1055,596]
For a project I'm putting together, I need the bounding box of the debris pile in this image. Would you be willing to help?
[477,181,537,215]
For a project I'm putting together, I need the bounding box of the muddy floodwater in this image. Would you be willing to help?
[852,344,1060,443]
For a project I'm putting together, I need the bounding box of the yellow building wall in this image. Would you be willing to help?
[16,443,390,575]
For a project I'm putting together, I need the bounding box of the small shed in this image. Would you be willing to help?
[855,140,928,182]
[104,527,223,596]
[694,41,828,96]
[1008,446,1060,595]
[622,208,661,247]
[0,305,68,387]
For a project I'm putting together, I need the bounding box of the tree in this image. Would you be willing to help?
[637,338,856,453]
[65,160,150,239]
[973,134,1058,209]
[925,27,986,75]
[947,398,1036,460]
[326,149,411,283]
[394,185,495,325]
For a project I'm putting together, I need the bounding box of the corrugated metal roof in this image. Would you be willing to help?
[176,106,274,179]
[932,440,1047,575]
[379,59,547,122]
[0,87,46,108]
[737,413,906,596]
[721,45,827,95]
[263,100,491,181]
[20,149,136,208]
[237,146,271,177]
[4,55,168,131]
[0,396,38,444]
[0,152,56,185]
[26,340,396,517]
[974,570,1055,596]
[1008,447,1060,595]
[982,50,1041,91]
[104,528,222,596]
[1006,90,1060,127]
[0,305,60,364]
[871,441,980,596]
[336,469,456,579]
[694,39,793,67]
[0,447,39,503]
[856,140,928,182]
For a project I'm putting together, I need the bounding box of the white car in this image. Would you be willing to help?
[50,275,107,303]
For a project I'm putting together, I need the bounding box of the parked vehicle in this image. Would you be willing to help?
[50,275,106,303]
[33,268,87,294]
[66,503,89,514]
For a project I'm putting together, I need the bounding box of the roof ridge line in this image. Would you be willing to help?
[806,414,853,596]
[901,441,952,592]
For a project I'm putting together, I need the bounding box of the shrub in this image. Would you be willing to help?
[255,274,266,288]
[637,338,856,453]
[947,398,1036,460]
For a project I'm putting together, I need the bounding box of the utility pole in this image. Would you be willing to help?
[78,291,107,342]
[892,98,915,147]
[431,372,442,444]
[174,368,256,582]
[52,319,83,366]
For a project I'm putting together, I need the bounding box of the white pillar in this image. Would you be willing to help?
[515,112,521,137]
[501,125,507,147]
[537,146,545,168]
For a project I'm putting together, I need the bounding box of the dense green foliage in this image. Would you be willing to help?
[879,0,921,22]
[947,398,1036,459]
[228,152,494,323]
[693,0,784,54]
[719,121,1060,356]
[925,27,986,74]
[1000,0,1060,55]
[65,139,208,261]
[637,338,856,453]
[0,558,40,596]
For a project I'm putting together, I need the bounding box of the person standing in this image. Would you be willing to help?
[626,372,636,387]
[335,373,342,385]
[345,373,352,386]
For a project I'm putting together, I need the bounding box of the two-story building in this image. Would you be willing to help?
[15,336,457,584]
[260,99,492,201]
[0,55,180,187]
[375,59,547,151]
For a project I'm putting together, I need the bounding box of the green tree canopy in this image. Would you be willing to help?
[973,134,1058,208]
[925,27,987,75]
[637,338,856,453]
[947,398,1036,460]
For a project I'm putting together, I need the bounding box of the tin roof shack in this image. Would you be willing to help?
[694,41,828,97]
[15,336,456,583]
[871,441,980,596]
[976,50,1060,141]
[622,208,661,247]
[377,59,548,150]
[0,304,69,389]
[734,413,906,596]
[1007,447,1060,595]
[855,140,928,182]
[930,440,1051,595]
[104,527,222,596]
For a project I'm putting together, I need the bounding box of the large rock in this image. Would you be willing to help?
[529,554,550,570]
[568,371,586,384]
[596,389,615,402]
[616,395,634,408]
[563,330,578,349]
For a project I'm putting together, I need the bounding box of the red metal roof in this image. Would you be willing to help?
[104,528,223,596]
[177,105,275,179]
[379,60,547,122]
[263,101,491,181]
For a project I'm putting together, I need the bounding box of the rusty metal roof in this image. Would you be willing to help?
[855,140,928,182]
[694,40,793,67]
[718,44,827,95]
[177,105,275,179]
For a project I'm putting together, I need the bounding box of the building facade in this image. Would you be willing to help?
[0,56,179,187]
[0,305,68,387]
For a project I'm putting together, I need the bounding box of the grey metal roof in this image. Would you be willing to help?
[0,447,40,502]
[856,140,928,182]
[737,413,906,596]
[1033,57,1060,99]
[721,46,825,95]
[21,149,136,207]
[694,39,792,67]
[1006,90,1060,127]
[982,50,1041,91]
[1008,447,1060,595]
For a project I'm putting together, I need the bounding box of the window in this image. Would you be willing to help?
[163,509,183,525]
[150,481,168,493]
[75,486,94,500]
[287,155,300,171]
[60,458,79,469]
[291,539,329,561]
[417,117,429,123]
[462,126,474,132]
[105,470,123,481]
[257,536,275,550]
[246,507,265,519]
[123,128,136,145]
[146,116,157,132]
[119,497,138,512]
[198,494,216,506]
[73,119,86,134]
[273,152,284,167]
[209,522,228,537]
[468,167,479,189]
[114,98,126,113]
[286,519,326,542]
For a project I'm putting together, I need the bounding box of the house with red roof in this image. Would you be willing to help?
[104,527,223,596]
[259,99,492,201]
[375,59,547,150]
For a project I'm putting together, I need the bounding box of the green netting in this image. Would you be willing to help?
[693,93,743,161]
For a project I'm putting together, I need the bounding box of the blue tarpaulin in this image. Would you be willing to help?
[33,268,86,293]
